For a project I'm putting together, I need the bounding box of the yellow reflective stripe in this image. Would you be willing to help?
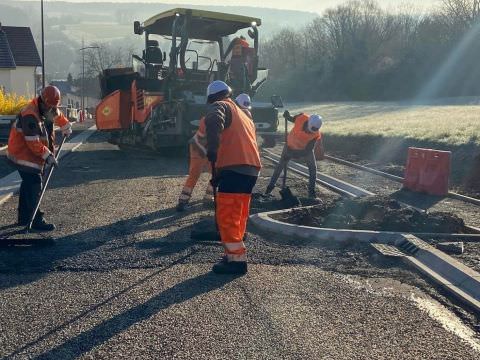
[41,149,51,160]
[226,254,247,262]
[6,153,42,170]
[24,135,40,141]
[60,123,72,131]
[179,194,191,201]
[224,242,246,251]
[193,136,207,155]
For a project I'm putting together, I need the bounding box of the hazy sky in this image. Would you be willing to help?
[40,0,441,15]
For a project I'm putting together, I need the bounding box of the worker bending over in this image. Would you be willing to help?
[7,85,72,231]
[176,116,214,211]
[235,93,253,118]
[265,110,323,199]
[205,82,261,275]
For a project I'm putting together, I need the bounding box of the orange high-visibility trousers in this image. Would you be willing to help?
[178,144,213,205]
[215,192,251,262]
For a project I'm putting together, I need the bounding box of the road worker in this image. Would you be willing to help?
[6,85,72,231]
[176,116,214,212]
[205,80,261,275]
[265,110,323,199]
[235,93,253,118]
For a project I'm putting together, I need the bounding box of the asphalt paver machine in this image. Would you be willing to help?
[96,8,279,150]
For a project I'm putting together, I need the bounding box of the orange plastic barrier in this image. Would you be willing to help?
[403,147,451,196]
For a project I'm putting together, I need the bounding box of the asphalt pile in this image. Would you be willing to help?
[276,196,466,233]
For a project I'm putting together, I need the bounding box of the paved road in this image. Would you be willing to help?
[0,132,479,359]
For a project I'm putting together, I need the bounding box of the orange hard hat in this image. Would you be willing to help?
[41,85,61,108]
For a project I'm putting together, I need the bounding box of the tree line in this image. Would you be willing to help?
[257,0,480,101]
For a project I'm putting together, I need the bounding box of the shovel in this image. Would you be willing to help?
[0,136,67,246]
[270,95,300,207]
[190,161,221,242]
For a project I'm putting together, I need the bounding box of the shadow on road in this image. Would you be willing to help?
[8,261,236,359]
[0,203,213,290]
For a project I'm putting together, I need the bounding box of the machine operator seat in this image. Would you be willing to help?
[144,40,164,65]
[144,40,164,80]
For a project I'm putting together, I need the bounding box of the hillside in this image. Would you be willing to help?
[0,0,317,78]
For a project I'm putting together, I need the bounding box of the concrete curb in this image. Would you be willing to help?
[398,235,480,313]
[0,125,97,206]
[250,208,480,313]
[250,209,404,244]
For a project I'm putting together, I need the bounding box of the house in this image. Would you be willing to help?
[49,79,99,110]
[0,23,41,98]
[49,79,100,121]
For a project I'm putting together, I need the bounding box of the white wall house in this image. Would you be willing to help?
[0,23,41,98]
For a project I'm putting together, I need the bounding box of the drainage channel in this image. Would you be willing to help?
[258,149,480,314]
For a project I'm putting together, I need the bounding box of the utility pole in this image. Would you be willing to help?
[41,0,45,88]
[81,38,84,122]
[79,42,99,122]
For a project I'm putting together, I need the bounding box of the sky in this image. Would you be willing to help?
[32,0,441,15]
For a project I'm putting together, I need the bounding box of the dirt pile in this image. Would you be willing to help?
[275,196,466,233]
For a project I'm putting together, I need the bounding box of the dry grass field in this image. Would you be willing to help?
[281,100,480,191]
[288,101,480,147]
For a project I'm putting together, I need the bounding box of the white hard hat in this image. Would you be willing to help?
[206,80,232,97]
[235,93,252,109]
[307,114,323,132]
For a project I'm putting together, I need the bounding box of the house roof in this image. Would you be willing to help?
[0,25,42,69]
[49,80,73,94]
[0,29,15,68]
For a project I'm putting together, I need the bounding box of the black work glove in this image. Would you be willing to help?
[283,110,291,119]
[207,151,217,163]
[45,154,59,168]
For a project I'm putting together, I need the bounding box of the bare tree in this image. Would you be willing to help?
[83,41,136,77]
[440,0,480,31]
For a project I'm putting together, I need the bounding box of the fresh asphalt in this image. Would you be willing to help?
[0,132,479,359]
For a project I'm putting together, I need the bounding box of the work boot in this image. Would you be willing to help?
[176,201,187,212]
[265,184,274,195]
[31,217,56,232]
[212,257,247,275]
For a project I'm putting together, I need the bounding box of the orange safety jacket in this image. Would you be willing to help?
[215,98,261,170]
[7,97,71,173]
[287,113,321,151]
[190,117,207,156]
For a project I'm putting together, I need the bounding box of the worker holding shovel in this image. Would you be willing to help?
[205,81,261,275]
[6,85,72,231]
[265,111,323,199]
